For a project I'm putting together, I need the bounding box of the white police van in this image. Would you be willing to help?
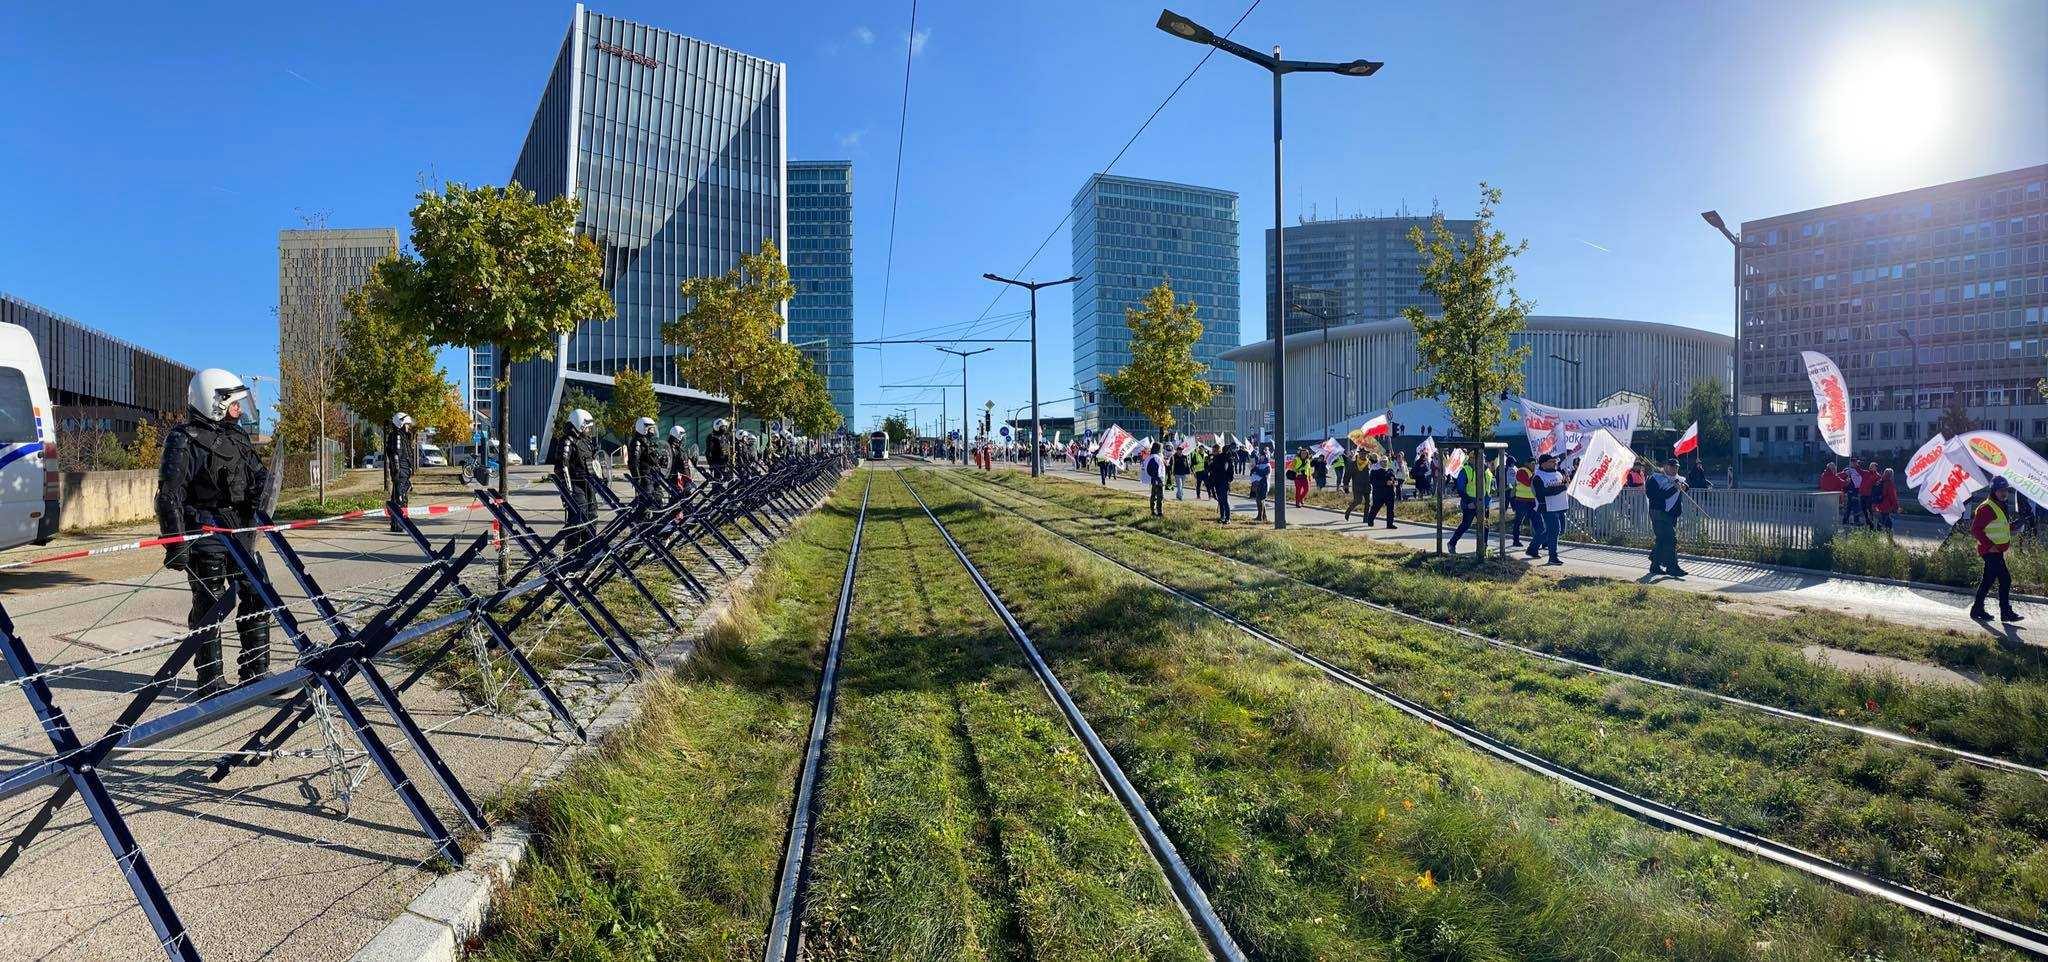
[0,322,58,550]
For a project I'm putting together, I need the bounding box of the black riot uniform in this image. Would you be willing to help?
[626,430,667,503]
[385,421,415,532]
[547,426,599,553]
[666,433,691,494]
[705,425,732,482]
[157,414,272,693]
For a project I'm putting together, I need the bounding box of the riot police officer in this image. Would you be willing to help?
[548,408,600,553]
[666,425,691,495]
[705,418,733,484]
[157,369,271,697]
[625,416,667,506]
[385,412,415,532]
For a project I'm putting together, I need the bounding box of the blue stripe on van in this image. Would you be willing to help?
[0,443,37,471]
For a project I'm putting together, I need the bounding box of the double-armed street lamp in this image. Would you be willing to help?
[983,273,1081,478]
[936,346,994,464]
[1292,300,1362,438]
[1700,209,1764,488]
[1156,8,1381,529]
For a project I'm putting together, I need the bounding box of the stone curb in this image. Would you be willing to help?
[348,497,815,962]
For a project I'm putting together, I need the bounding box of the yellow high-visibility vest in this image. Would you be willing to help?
[1985,499,2012,545]
[1513,470,1533,500]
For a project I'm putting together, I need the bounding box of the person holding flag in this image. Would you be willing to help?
[1971,477,2025,623]
[1645,457,1689,578]
[1343,449,1372,521]
[1526,452,1570,565]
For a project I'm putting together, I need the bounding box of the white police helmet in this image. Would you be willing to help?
[391,412,414,430]
[635,416,656,436]
[187,369,250,422]
[567,408,594,433]
[715,418,730,431]
[669,425,685,440]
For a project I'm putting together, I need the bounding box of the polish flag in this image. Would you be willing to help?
[1360,413,1390,438]
[1673,421,1699,456]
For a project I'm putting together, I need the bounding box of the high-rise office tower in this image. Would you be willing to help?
[1071,174,1240,438]
[277,226,399,413]
[504,4,786,450]
[1265,214,1474,334]
[789,161,854,429]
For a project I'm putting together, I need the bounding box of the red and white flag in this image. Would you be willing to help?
[1316,437,1344,462]
[1098,425,1136,461]
[1417,436,1437,462]
[1801,350,1852,458]
[1904,433,1948,488]
[1359,413,1390,438]
[1917,448,1981,524]
[1673,421,1699,457]
[1567,428,1635,508]
[1441,447,1467,478]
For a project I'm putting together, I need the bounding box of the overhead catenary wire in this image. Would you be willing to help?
[873,0,922,394]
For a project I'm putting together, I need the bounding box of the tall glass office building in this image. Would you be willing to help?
[505,4,786,451]
[1267,214,1474,334]
[789,161,854,429]
[1071,174,1240,439]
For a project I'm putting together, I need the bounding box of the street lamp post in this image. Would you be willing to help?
[1293,300,1361,437]
[1548,353,1582,407]
[1896,325,1920,448]
[983,272,1080,478]
[1701,210,1764,489]
[1156,8,1381,530]
[937,346,993,465]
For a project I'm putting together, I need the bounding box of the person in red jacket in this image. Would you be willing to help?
[1872,467,1900,539]
[1970,477,2024,623]
[1817,461,1844,492]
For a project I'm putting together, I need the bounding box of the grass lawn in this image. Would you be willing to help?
[472,477,855,960]
[797,473,1203,959]
[999,470,2048,764]
[903,469,2017,960]
[940,469,2048,930]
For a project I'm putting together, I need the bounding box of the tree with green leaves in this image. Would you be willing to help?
[602,367,659,441]
[879,414,911,446]
[1936,391,1974,438]
[664,238,796,425]
[557,386,604,434]
[419,383,473,447]
[336,267,448,430]
[783,358,842,437]
[352,181,612,503]
[1403,183,1533,440]
[1669,377,1733,464]
[1100,280,1211,435]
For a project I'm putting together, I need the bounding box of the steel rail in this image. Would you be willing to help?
[896,470,1246,962]
[762,476,870,962]
[943,470,2048,780]
[929,469,2048,957]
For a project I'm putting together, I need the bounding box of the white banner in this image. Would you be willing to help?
[1917,448,1982,524]
[1098,425,1136,462]
[1949,430,2048,507]
[1441,447,1466,478]
[1904,433,1947,488]
[1800,350,1852,457]
[1417,436,1437,462]
[1519,399,1639,457]
[1567,428,1635,508]
[1316,437,1344,461]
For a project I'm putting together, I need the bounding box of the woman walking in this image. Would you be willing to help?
[1289,447,1312,508]
[1248,446,1272,523]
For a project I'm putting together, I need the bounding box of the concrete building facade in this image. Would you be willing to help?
[1266,214,1475,335]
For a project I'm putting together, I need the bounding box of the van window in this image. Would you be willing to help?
[0,368,35,443]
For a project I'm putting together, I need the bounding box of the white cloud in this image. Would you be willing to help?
[906,28,930,56]
[853,25,875,45]
[838,129,867,149]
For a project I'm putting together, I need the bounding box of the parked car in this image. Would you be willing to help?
[418,443,448,467]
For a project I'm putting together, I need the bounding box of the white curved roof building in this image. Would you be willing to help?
[1219,315,1731,444]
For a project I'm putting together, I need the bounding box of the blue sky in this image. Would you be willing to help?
[2,0,2043,433]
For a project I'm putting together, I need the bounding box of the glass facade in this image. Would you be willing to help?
[1266,215,1475,334]
[469,344,495,426]
[789,160,854,428]
[506,4,786,450]
[1071,174,1240,439]
[278,227,400,426]
[0,292,195,438]
[1738,165,2048,461]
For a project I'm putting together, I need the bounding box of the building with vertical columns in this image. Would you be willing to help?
[278,226,399,409]
[789,160,854,429]
[1266,214,1474,335]
[1070,174,1240,439]
[504,4,786,451]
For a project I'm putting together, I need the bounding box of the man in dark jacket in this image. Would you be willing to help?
[549,408,601,554]
[1369,455,1398,529]
[625,416,667,512]
[385,412,415,532]
[1208,444,1237,523]
[705,418,733,484]
[1343,452,1372,520]
[666,425,692,495]
[158,368,272,697]
[1645,457,1689,578]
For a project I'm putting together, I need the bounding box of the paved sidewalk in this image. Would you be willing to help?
[988,462,2041,651]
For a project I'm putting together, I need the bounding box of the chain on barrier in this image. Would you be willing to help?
[0,449,852,961]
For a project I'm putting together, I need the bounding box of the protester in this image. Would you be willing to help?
[1527,452,1569,565]
[1391,451,1408,500]
[1144,443,1166,517]
[1509,457,1536,548]
[1208,442,1236,523]
[1368,453,1398,529]
[1645,457,1689,578]
[1249,445,1272,523]
[1412,452,1431,499]
[1343,451,1371,520]
[1624,463,1645,488]
[1842,458,1867,525]
[1333,449,1348,490]
[1096,445,1112,486]
[1170,438,1190,500]
[1311,450,1329,490]
[1686,459,1711,490]
[1873,467,1900,537]
[1192,443,1209,499]
[1970,477,2024,623]
[1446,453,1495,554]
[1288,447,1312,508]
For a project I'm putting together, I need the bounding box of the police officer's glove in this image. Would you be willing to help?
[163,545,189,571]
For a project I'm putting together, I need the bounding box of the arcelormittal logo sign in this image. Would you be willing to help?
[595,40,659,68]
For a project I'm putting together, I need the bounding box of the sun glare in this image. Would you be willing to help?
[1815,39,1954,176]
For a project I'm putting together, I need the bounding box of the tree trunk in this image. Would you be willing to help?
[494,343,509,588]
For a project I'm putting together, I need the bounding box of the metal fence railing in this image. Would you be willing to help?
[1563,487,1837,553]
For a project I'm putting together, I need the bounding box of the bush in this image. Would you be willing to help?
[1830,529,1909,580]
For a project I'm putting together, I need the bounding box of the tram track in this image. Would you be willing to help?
[926,467,2048,958]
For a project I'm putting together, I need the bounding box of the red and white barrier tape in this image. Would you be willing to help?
[0,500,494,572]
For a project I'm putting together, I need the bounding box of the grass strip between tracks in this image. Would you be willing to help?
[944,468,2048,935]
[796,472,1204,960]
[1010,470,2048,765]
[907,469,2024,961]
[472,478,853,959]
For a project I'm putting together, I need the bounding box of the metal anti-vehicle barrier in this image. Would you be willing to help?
[0,449,850,960]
